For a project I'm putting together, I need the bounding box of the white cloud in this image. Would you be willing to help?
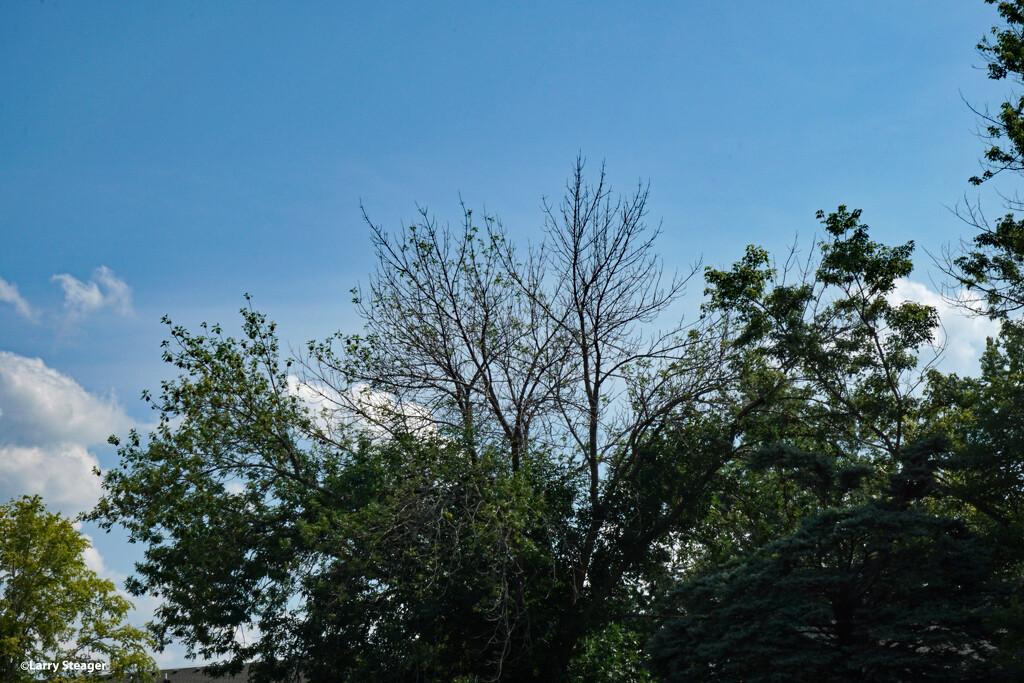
[348,383,434,435]
[78,530,125,584]
[888,278,1000,376]
[0,351,132,514]
[0,351,209,668]
[52,266,133,318]
[0,444,102,512]
[0,277,36,321]
[0,352,132,446]
[0,353,142,651]
[287,375,434,437]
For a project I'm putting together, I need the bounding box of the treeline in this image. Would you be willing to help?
[88,2,1024,681]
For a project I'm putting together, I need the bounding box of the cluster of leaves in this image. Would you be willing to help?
[295,441,578,681]
[948,0,1024,320]
[971,0,1024,185]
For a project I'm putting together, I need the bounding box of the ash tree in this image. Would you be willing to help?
[683,207,942,576]
[921,327,1024,672]
[89,159,746,682]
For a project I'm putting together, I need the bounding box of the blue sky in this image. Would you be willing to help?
[0,0,1014,667]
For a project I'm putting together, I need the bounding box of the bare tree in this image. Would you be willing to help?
[303,199,572,471]
[297,158,734,677]
[305,159,707,466]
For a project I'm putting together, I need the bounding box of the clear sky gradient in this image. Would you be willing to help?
[0,0,1015,667]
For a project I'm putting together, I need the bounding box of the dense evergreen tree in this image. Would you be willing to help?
[648,438,1009,682]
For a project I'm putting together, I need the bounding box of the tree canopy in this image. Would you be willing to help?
[648,438,1008,682]
[91,185,1024,682]
[0,496,155,683]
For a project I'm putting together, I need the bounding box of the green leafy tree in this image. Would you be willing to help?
[646,209,1018,678]
[93,302,569,681]
[944,0,1024,321]
[933,2,1024,667]
[921,326,1024,671]
[925,329,1024,549]
[701,208,938,488]
[568,623,653,683]
[0,496,155,683]
[690,207,940,566]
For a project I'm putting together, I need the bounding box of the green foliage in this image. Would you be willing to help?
[648,439,1010,682]
[89,197,1024,681]
[972,0,1024,185]
[704,207,937,468]
[952,212,1024,320]
[948,1,1024,320]
[921,327,1024,671]
[295,441,576,681]
[694,209,938,569]
[924,328,1024,539]
[85,78,1024,678]
[88,302,587,681]
[89,303,326,676]
[931,0,1024,628]
[0,496,155,683]
[655,204,1024,679]
[568,623,653,683]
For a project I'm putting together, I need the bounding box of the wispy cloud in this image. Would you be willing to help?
[52,266,133,319]
[0,277,37,322]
